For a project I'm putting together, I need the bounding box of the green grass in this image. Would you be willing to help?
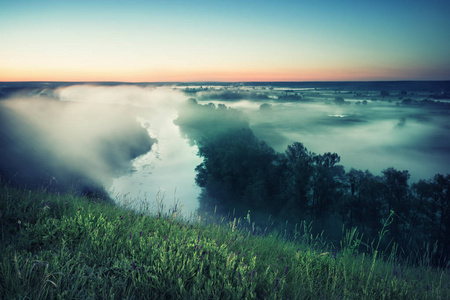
[1,183,449,299]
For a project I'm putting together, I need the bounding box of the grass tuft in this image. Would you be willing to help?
[1,183,449,299]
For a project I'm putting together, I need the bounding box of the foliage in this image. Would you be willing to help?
[178,100,450,266]
[174,98,249,144]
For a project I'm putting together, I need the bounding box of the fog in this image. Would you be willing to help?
[247,102,450,182]
[0,93,153,192]
[194,87,450,182]
[57,85,204,216]
[0,84,202,216]
[1,82,449,217]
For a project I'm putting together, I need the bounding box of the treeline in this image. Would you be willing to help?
[175,99,450,267]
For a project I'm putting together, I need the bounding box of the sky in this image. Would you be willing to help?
[1,0,450,82]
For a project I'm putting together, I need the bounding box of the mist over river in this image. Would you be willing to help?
[212,99,450,183]
[57,85,203,217]
[110,113,202,217]
[1,82,449,216]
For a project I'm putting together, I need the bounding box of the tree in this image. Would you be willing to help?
[411,174,450,264]
[432,174,450,243]
[381,168,411,244]
[310,152,344,217]
[341,169,384,238]
[334,97,346,105]
[195,128,278,213]
[281,143,314,216]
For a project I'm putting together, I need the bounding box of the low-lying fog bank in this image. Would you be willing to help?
[0,84,202,216]
[250,102,449,183]
[191,84,450,182]
[1,82,449,216]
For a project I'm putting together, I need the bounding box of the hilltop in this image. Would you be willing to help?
[1,182,448,299]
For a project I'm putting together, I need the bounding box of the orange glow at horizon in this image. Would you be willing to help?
[0,65,430,83]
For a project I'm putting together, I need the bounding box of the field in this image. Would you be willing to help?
[1,182,449,299]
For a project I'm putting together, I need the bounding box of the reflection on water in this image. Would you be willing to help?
[110,116,202,217]
[57,85,204,217]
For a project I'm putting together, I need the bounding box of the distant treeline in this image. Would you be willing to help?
[175,99,450,267]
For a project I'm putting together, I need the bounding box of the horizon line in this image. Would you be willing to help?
[1,79,450,84]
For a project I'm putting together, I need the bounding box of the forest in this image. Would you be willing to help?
[175,98,450,267]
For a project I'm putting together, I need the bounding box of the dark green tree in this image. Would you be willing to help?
[411,174,450,263]
[341,169,384,238]
[310,152,344,217]
[279,143,314,217]
[381,167,411,245]
[195,128,278,213]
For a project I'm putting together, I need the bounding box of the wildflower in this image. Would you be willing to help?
[285,265,289,276]
[393,265,398,278]
[275,278,279,292]
[139,230,142,237]
[129,233,132,240]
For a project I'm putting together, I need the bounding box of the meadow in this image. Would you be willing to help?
[1,182,449,299]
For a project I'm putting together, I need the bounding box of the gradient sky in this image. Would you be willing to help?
[1,0,450,82]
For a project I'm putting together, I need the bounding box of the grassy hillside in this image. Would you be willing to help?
[1,183,448,299]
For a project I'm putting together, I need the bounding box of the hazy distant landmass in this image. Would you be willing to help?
[2,80,450,91]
